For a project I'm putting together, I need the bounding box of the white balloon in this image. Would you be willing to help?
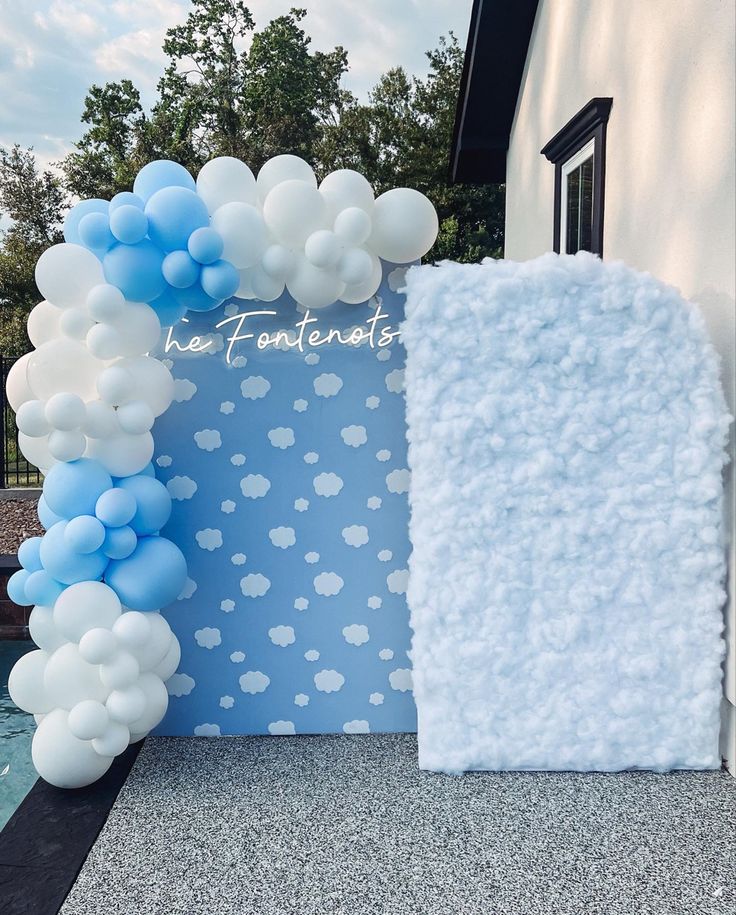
[130,613,172,672]
[68,699,109,740]
[336,247,373,286]
[85,430,154,478]
[86,284,125,322]
[16,400,49,438]
[100,651,140,690]
[197,156,257,213]
[106,685,146,724]
[96,365,136,406]
[263,180,328,248]
[18,431,53,474]
[340,253,383,304]
[35,244,105,310]
[32,709,113,788]
[305,230,342,268]
[334,206,372,245]
[34,713,46,725]
[48,429,86,462]
[112,611,152,649]
[43,642,109,709]
[79,627,119,665]
[234,268,256,300]
[109,302,161,357]
[86,323,124,361]
[59,308,94,341]
[27,338,103,402]
[27,301,62,347]
[320,169,374,219]
[115,356,174,417]
[29,606,66,652]
[286,254,345,310]
[116,400,154,434]
[5,352,34,411]
[83,400,119,438]
[211,202,269,269]
[257,154,316,201]
[127,672,168,735]
[45,392,86,431]
[152,636,181,682]
[8,649,53,714]
[250,265,285,302]
[53,581,122,643]
[368,187,438,263]
[261,244,296,281]
[92,721,130,757]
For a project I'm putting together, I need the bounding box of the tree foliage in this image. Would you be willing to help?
[0,1,503,356]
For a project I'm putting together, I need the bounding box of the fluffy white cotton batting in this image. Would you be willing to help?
[402,252,731,774]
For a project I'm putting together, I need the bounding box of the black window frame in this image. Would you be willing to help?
[541,97,613,256]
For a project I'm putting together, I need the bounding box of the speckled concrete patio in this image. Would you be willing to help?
[60,734,736,915]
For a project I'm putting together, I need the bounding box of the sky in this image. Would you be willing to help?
[0,0,474,172]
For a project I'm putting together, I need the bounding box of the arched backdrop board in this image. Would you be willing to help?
[150,262,416,735]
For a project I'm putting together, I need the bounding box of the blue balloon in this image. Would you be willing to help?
[188,227,223,265]
[37,495,63,530]
[95,488,137,527]
[116,476,171,535]
[201,259,239,300]
[64,515,106,554]
[162,250,200,289]
[133,160,196,202]
[106,536,187,611]
[149,287,189,327]
[39,521,109,586]
[145,187,209,252]
[109,205,148,245]
[63,199,108,245]
[78,212,115,252]
[24,570,65,606]
[172,280,221,313]
[43,459,113,519]
[109,191,144,213]
[102,525,138,560]
[7,569,31,606]
[103,240,166,303]
[18,536,43,572]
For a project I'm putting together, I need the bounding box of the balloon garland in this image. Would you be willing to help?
[5,155,439,788]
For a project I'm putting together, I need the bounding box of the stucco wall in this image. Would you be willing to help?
[504,0,736,768]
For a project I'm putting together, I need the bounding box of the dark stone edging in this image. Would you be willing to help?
[0,742,142,915]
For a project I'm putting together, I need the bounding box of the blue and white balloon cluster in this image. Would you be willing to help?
[4,154,437,788]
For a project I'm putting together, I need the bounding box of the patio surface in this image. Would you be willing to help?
[60,734,736,915]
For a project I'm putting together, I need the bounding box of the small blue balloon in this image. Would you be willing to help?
[149,287,188,326]
[78,212,115,252]
[188,227,224,265]
[37,495,63,531]
[39,521,109,586]
[109,191,144,213]
[95,488,137,528]
[18,536,43,572]
[102,525,138,560]
[24,570,65,606]
[162,250,200,289]
[116,476,171,535]
[63,199,109,245]
[43,459,113,519]
[201,259,239,300]
[103,240,166,303]
[133,160,196,202]
[106,536,187,611]
[109,205,148,245]
[145,186,209,253]
[172,280,221,313]
[7,569,31,606]
[64,515,107,554]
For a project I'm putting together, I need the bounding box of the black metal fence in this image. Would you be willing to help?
[1,355,42,488]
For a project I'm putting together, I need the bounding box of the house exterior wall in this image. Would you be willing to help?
[504,0,736,769]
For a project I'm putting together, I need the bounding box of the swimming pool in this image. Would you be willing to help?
[0,641,37,830]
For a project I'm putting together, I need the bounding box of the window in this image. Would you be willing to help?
[541,98,612,256]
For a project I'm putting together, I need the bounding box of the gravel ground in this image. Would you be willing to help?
[0,498,42,553]
[61,734,736,915]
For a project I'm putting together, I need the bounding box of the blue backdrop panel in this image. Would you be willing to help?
[150,263,416,735]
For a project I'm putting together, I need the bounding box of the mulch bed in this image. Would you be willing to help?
[0,499,43,554]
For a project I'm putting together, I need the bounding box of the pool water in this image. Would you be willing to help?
[0,641,37,830]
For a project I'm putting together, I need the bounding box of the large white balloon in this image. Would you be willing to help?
[26,338,103,402]
[212,202,269,269]
[127,672,169,736]
[54,581,122,643]
[35,244,105,310]
[116,356,174,417]
[340,254,383,305]
[197,156,257,213]
[43,642,109,709]
[152,636,181,682]
[264,180,328,248]
[32,709,113,789]
[83,400,119,439]
[5,352,34,411]
[368,187,439,263]
[286,254,345,310]
[27,300,62,347]
[28,606,66,652]
[8,649,53,714]
[129,612,173,672]
[68,699,109,740]
[85,430,154,478]
[319,169,374,219]
[256,154,316,200]
[18,431,54,474]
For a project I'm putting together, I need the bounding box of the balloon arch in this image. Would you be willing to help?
[5,156,439,788]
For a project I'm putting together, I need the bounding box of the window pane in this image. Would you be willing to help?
[565,154,594,254]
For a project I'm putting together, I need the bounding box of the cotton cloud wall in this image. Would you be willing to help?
[403,253,732,773]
